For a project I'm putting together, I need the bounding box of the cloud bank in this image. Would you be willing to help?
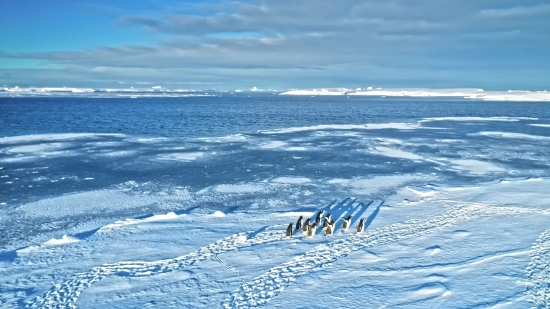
[1,0,549,89]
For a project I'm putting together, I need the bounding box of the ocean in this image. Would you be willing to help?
[1,96,549,308]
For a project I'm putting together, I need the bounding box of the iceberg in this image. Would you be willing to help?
[279,88,550,101]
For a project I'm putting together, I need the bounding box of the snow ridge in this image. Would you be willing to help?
[221,202,549,308]
[527,228,550,308]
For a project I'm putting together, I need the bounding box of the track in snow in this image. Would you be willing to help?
[26,227,286,309]
[527,228,550,308]
[25,198,373,308]
[221,202,550,308]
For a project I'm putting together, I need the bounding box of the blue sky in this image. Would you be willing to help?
[1,0,549,90]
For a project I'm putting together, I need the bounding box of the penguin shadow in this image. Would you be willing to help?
[333,200,374,233]
[304,198,352,234]
[248,225,269,239]
[306,198,375,235]
[365,201,385,229]
[362,200,384,231]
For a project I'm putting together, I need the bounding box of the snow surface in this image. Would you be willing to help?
[1,116,550,309]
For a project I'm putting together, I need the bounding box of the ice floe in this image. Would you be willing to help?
[272,177,312,184]
[419,116,538,123]
[260,123,418,134]
[371,146,423,160]
[157,152,204,161]
[0,133,124,144]
[471,131,550,141]
[260,141,287,149]
[447,159,506,175]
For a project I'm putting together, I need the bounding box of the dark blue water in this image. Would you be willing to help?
[2,96,549,138]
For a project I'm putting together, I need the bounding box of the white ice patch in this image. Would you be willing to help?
[260,123,417,134]
[100,212,181,231]
[0,133,124,144]
[157,152,204,161]
[211,211,226,217]
[214,184,266,194]
[447,159,505,175]
[272,177,312,184]
[376,138,404,146]
[419,116,537,123]
[260,141,287,149]
[85,141,126,147]
[43,235,80,246]
[371,146,423,160]
[4,143,69,154]
[95,150,136,157]
[125,137,169,143]
[197,134,247,143]
[472,131,550,141]
[530,124,550,128]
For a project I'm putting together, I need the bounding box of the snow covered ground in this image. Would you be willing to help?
[1,116,550,308]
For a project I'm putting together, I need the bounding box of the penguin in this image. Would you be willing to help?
[307,223,317,237]
[315,210,324,225]
[295,216,303,231]
[323,217,330,229]
[342,215,352,230]
[286,223,293,237]
[325,212,332,222]
[356,218,365,234]
[325,221,334,236]
[303,218,311,233]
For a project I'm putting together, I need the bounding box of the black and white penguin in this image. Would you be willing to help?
[307,223,317,237]
[325,212,332,222]
[342,215,352,230]
[325,220,335,236]
[303,218,311,233]
[356,218,365,234]
[295,216,303,231]
[286,223,293,237]
[315,210,324,225]
[323,217,330,229]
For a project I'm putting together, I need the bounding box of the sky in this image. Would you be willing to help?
[0,0,549,90]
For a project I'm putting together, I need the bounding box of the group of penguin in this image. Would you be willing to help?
[285,210,365,238]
